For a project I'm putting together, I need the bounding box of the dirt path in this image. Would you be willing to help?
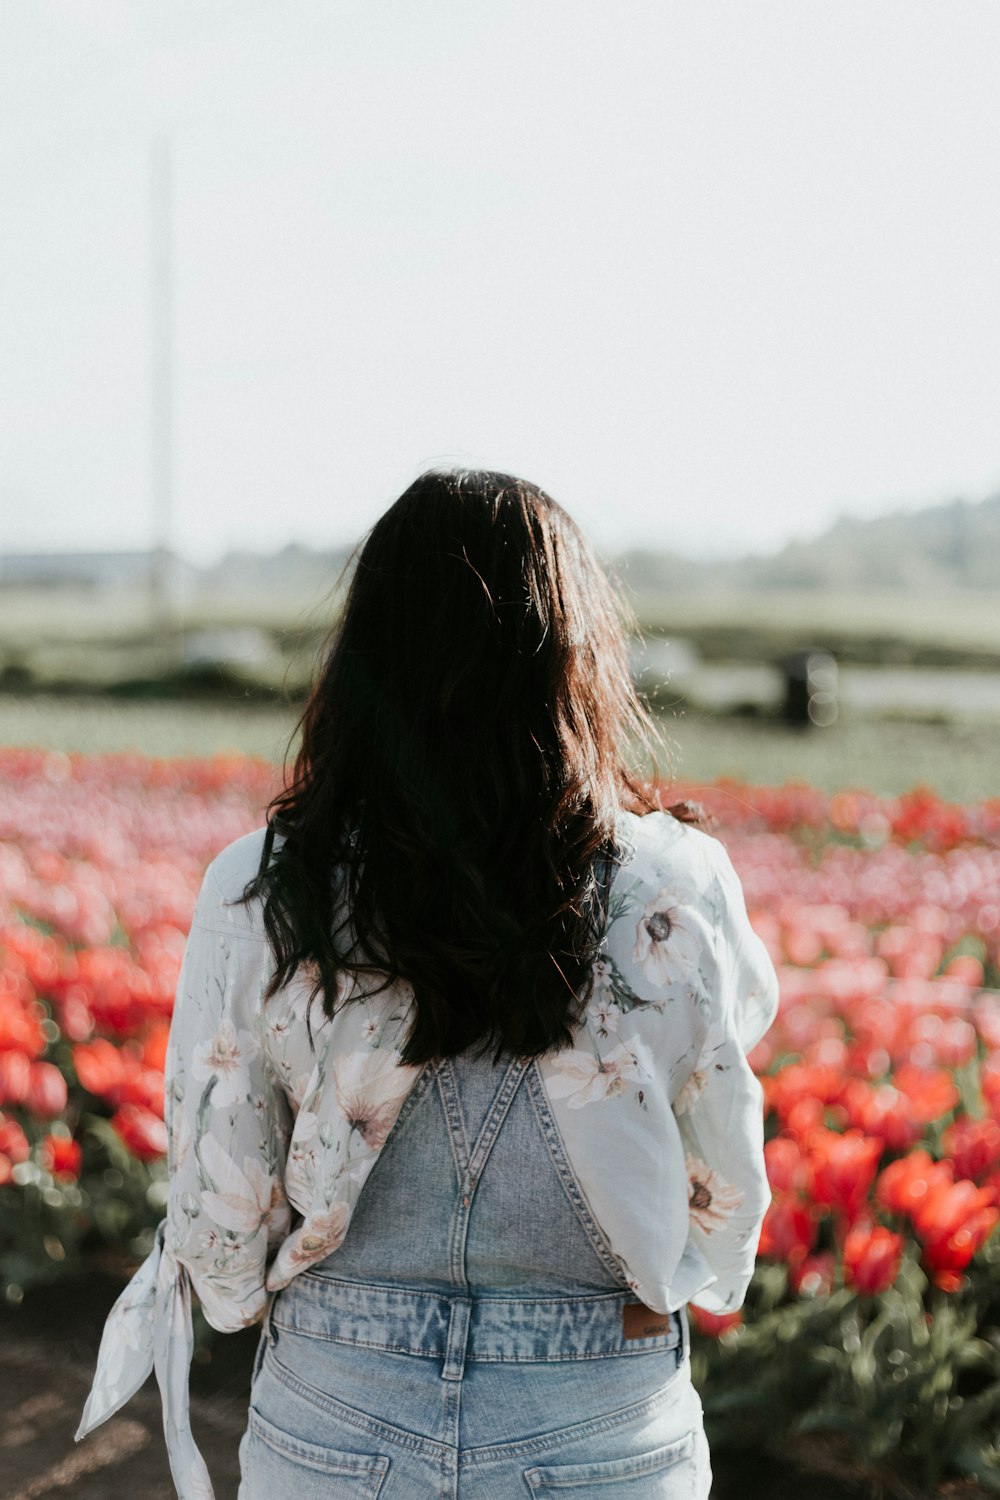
[0,1272,253,1499]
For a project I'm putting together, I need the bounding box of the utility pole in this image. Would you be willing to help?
[149,135,177,656]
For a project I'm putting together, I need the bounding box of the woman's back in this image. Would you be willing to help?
[75,470,777,1499]
[320,1048,626,1295]
[245,1042,707,1499]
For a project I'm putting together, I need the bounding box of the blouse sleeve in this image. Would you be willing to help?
[75,858,293,1500]
[161,861,293,1329]
[674,839,779,1315]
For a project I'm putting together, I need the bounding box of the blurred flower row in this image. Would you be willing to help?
[671,779,1000,1343]
[1,751,999,1321]
[0,749,277,1291]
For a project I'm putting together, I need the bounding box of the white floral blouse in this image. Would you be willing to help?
[75,808,779,1499]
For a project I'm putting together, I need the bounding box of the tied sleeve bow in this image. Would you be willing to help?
[74,1217,216,1500]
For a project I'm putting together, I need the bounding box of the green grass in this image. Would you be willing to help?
[0,694,300,764]
[655,709,1000,803]
[634,589,1000,667]
[634,586,1000,644]
[2,695,997,804]
[4,584,1000,697]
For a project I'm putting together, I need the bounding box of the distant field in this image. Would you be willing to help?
[1,694,997,804]
[658,710,999,803]
[3,580,996,646]
[634,588,1000,665]
[2,579,998,800]
[0,582,337,695]
[0,694,300,764]
[2,583,999,696]
[0,581,341,639]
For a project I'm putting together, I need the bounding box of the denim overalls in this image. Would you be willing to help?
[238,1046,712,1498]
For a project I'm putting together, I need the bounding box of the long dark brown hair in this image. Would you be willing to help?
[242,467,675,1065]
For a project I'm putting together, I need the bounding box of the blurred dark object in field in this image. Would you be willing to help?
[783,649,839,728]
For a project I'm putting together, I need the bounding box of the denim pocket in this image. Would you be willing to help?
[524,1427,697,1496]
[241,1407,389,1499]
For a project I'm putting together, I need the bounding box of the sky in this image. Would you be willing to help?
[1,1,999,564]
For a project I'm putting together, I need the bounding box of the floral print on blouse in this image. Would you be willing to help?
[75,808,779,1499]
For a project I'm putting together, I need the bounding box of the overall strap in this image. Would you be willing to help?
[433,1054,532,1286]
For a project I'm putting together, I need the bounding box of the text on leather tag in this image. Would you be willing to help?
[623,1303,673,1341]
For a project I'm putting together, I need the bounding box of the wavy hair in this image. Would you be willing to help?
[242,467,680,1065]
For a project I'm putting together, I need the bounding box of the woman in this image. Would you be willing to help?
[76,468,779,1498]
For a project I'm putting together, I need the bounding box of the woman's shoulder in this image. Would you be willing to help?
[614,806,731,896]
[193,826,274,940]
[204,825,272,893]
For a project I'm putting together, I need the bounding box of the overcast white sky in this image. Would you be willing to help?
[1,1,999,564]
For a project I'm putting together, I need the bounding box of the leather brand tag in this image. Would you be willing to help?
[623,1303,673,1341]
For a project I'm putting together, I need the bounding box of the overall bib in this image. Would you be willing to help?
[238,1046,712,1498]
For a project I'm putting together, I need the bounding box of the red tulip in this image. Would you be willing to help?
[0,985,46,1055]
[40,1134,82,1181]
[789,1251,836,1299]
[876,926,944,981]
[806,1128,883,1215]
[839,1079,922,1152]
[117,1064,165,1116]
[784,927,825,967]
[764,1136,807,1193]
[110,1103,168,1161]
[0,1114,30,1164]
[141,1022,171,1073]
[757,1194,817,1267]
[891,1064,959,1125]
[785,1097,827,1136]
[0,1049,31,1107]
[769,1062,844,1126]
[947,954,985,987]
[72,1038,125,1101]
[54,983,94,1042]
[689,1305,742,1338]
[842,1220,904,1295]
[910,1176,1000,1288]
[941,1117,1000,1182]
[26,1060,68,1118]
[908,1015,977,1070]
[875,1150,954,1219]
[844,1040,893,1081]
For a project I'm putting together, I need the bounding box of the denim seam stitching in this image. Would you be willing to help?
[264,1339,691,1466]
[435,1063,470,1181]
[248,1409,390,1482]
[441,1379,462,1486]
[441,1297,472,1382]
[476,1292,623,1309]
[264,1347,452,1458]
[450,1057,528,1288]
[296,1276,624,1310]
[270,1324,676,1362]
[522,1429,696,1486]
[272,1326,446,1358]
[465,1056,529,1179]
[525,1062,628,1284]
[458,1371,692,1466]
[460,1348,680,1364]
[436,1054,523,1288]
[434,1060,473,1287]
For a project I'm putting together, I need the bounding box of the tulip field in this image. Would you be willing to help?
[2,749,1000,1490]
